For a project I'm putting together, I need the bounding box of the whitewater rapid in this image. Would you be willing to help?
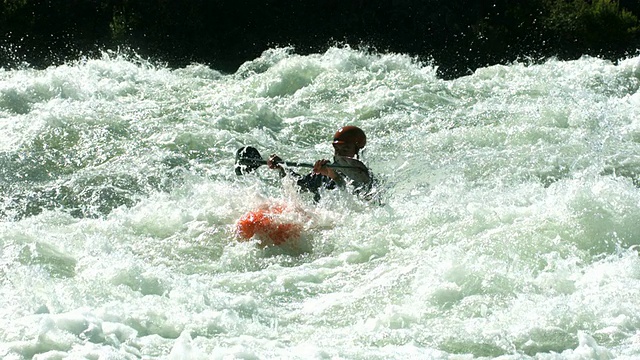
[1,47,640,359]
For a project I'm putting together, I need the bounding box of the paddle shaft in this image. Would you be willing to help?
[251,158,356,169]
[234,146,362,175]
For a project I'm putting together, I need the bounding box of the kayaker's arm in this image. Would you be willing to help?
[313,159,346,188]
[267,154,295,178]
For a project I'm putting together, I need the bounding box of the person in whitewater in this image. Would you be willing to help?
[267,125,376,202]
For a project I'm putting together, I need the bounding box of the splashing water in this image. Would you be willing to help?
[1,48,640,359]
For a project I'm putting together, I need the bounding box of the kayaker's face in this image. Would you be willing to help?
[333,142,357,157]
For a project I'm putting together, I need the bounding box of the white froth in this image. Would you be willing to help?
[1,49,639,359]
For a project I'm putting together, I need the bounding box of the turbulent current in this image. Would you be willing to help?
[1,47,640,359]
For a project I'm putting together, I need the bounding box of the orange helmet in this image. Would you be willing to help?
[332,126,366,150]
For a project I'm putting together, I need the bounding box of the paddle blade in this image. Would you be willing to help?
[235,146,264,175]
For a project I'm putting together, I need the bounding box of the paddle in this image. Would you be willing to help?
[235,146,358,175]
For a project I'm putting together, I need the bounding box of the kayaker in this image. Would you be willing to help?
[267,125,375,202]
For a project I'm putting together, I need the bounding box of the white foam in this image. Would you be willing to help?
[2,49,640,359]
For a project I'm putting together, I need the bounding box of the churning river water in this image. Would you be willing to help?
[1,47,640,359]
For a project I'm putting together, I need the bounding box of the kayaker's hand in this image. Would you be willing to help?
[267,154,283,169]
[313,159,334,177]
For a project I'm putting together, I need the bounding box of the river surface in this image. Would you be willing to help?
[1,47,640,359]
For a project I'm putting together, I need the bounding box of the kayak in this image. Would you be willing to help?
[235,203,304,246]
